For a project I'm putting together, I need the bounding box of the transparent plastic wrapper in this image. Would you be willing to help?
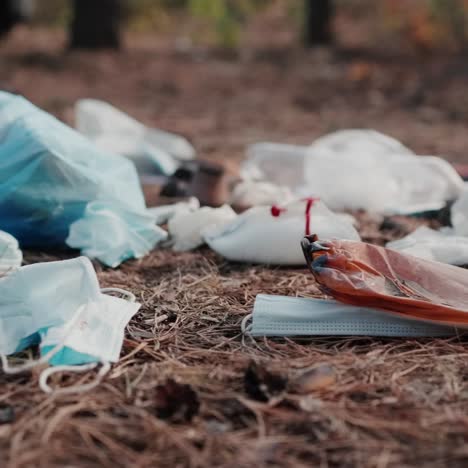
[241,130,463,214]
[204,199,360,265]
[168,205,237,252]
[0,92,162,267]
[302,235,468,327]
[75,99,195,175]
[386,226,468,266]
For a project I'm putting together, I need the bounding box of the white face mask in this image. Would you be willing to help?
[0,257,140,394]
[243,294,459,337]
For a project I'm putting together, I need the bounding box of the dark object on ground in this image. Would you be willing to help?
[244,361,287,402]
[0,404,14,425]
[154,379,200,423]
[304,0,334,47]
[160,160,229,206]
[69,0,122,50]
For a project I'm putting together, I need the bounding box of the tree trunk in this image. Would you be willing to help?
[304,0,334,47]
[69,0,122,50]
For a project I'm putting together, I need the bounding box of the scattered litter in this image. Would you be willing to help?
[0,257,139,393]
[302,235,468,327]
[243,294,457,337]
[229,180,295,209]
[0,92,162,267]
[76,99,195,175]
[148,197,200,225]
[387,225,468,266]
[66,201,168,268]
[241,130,463,214]
[169,204,237,252]
[0,231,22,276]
[204,199,360,265]
[451,189,468,236]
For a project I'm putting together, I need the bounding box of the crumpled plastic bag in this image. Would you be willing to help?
[386,225,468,266]
[148,197,200,225]
[302,235,468,327]
[241,130,463,214]
[0,92,163,267]
[75,99,195,175]
[0,231,22,276]
[204,199,360,265]
[168,205,237,252]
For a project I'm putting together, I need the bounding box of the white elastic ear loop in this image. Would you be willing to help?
[39,361,111,395]
[100,287,136,303]
[0,304,87,375]
[241,314,253,334]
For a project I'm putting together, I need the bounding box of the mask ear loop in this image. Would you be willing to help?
[241,314,253,334]
[39,361,111,395]
[100,287,136,303]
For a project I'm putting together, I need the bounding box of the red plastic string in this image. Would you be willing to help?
[304,197,319,235]
[271,205,287,217]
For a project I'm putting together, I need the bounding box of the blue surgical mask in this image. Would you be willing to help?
[0,257,140,394]
[243,294,459,337]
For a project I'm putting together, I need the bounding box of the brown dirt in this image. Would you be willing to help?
[1,21,468,468]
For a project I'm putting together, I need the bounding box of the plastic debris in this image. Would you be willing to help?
[387,226,468,266]
[451,189,468,237]
[0,92,163,267]
[75,99,195,175]
[0,231,22,276]
[302,235,468,327]
[148,197,200,225]
[204,199,360,265]
[241,130,463,214]
[169,205,237,252]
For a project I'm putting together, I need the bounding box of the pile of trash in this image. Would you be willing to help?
[1,91,468,394]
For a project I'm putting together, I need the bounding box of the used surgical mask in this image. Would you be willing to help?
[0,230,22,275]
[0,257,140,394]
[243,294,458,337]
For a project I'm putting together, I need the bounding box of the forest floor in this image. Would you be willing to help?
[1,20,468,468]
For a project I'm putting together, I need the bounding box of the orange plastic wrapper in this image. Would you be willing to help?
[301,234,468,327]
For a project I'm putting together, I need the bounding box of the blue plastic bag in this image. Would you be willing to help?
[0,92,166,266]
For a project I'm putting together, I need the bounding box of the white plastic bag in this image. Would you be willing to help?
[229,180,294,208]
[148,198,200,225]
[0,231,22,276]
[203,199,360,265]
[75,99,195,175]
[387,225,468,266]
[451,189,468,236]
[169,205,237,252]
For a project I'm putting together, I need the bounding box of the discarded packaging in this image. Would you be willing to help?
[0,92,163,267]
[229,180,295,209]
[302,235,468,327]
[387,225,468,266]
[0,231,22,276]
[169,204,237,252]
[204,199,360,265]
[148,197,200,225]
[75,99,195,175]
